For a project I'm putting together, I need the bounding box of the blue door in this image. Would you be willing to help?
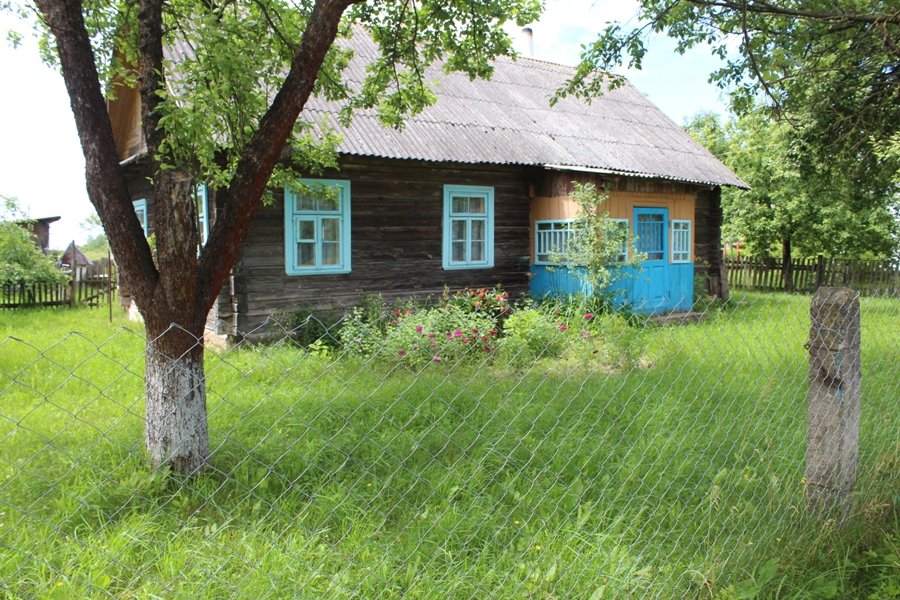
[633,207,670,311]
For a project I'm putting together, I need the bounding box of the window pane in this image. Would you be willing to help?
[452,196,468,214]
[322,242,340,265]
[297,242,315,266]
[297,194,316,211]
[469,196,485,214]
[318,190,339,212]
[552,221,567,230]
[322,218,340,242]
[537,222,551,231]
[471,241,484,262]
[298,220,315,241]
[452,241,466,262]
[135,208,146,229]
[451,219,467,242]
[471,219,485,241]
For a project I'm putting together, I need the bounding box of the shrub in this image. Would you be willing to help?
[385,305,499,366]
[0,196,67,286]
[501,307,568,365]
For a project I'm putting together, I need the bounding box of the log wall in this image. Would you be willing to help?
[229,156,532,335]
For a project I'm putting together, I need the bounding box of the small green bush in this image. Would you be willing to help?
[501,307,567,365]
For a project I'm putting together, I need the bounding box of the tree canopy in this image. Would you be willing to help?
[684,110,900,260]
[562,1,900,193]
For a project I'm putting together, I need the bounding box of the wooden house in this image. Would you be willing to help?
[109,32,746,341]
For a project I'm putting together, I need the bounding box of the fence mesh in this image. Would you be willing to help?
[1,290,899,598]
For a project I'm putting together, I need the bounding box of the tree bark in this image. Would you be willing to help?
[145,325,209,474]
[782,235,794,292]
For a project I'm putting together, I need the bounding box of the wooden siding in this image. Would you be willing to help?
[229,156,531,335]
[694,187,725,298]
[530,187,696,264]
[107,58,146,162]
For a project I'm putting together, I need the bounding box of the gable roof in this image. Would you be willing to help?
[301,31,746,188]
[118,30,746,188]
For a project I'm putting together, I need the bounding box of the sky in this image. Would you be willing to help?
[0,0,732,249]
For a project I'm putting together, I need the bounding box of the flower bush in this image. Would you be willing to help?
[384,305,498,366]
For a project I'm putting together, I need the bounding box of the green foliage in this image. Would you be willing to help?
[0,196,67,285]
[552,182,644,301]
[684,110,900,260]
[501,307,567,365]
[565,1,900,238]
[383,305,499,366]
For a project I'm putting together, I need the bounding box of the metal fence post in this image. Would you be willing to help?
[806,286,861,516]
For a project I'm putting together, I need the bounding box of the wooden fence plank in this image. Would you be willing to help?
[724,256,900,296]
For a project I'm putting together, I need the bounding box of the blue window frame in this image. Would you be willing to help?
[534,220,573,264]
[133,199,148,237]
[671,220,691,263]
[443,185,494,270]
[284,179,351,275]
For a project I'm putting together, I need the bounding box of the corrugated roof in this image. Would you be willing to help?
[156,29,745,188]
[300,31,747,188]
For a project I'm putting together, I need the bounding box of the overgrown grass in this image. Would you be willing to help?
[1,295,899,599]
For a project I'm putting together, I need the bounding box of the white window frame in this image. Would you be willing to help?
[443,185,494,270]
[284,179,351,276]
[534,219,574,265]
[671,219,691,263]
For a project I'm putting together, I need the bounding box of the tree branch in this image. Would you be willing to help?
[32,0,159,308]
[195,0,364,315]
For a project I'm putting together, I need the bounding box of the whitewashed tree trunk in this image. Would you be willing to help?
[145,339,209,474]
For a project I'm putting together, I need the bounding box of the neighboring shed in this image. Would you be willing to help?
[108,29,746,341]
[16,216,60,254]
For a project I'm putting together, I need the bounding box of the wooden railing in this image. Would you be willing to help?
[724,256,900,296]
[1,259,118,309]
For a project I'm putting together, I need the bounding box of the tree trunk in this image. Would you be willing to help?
[144,324,209,474]
[782,236,794,292]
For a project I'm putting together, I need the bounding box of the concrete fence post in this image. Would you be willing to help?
[806,286,861,515]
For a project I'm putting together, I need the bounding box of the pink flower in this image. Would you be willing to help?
[395,310,401,316]
[453,330,462,338]
[430,343,437,347]
[428,333,436,339]
[391,319,398,325]
[472,329,478,334]
[353,339,361,343]
[584,314,593,320]
[489,330,497,336]
[483,346,493,352]
[583,331,591,338]
[554,310,559,315]
[559,325,568,331]
[397,350,406,355]
[432,356,442,362]
[482,336,489,341]
[463,338,469,343]
[415,326,423,332]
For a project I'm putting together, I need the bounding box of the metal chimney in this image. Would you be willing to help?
[521,27,534,58]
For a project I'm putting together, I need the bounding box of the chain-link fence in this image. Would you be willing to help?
[1,289,898,598]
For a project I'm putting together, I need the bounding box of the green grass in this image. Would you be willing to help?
[1,296,899,599]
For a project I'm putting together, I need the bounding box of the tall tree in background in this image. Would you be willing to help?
[685,111,900,289]
[13,0,539,474]
[562,1,900,211]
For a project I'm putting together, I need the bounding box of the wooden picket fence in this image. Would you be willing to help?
[725,256,900,296]
[0,259,117,309]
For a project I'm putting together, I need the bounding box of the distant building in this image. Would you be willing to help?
[17,216,60,254]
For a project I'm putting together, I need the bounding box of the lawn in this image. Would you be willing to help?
[0,294,899,599]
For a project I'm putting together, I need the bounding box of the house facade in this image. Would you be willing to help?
[110,31,745,341]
